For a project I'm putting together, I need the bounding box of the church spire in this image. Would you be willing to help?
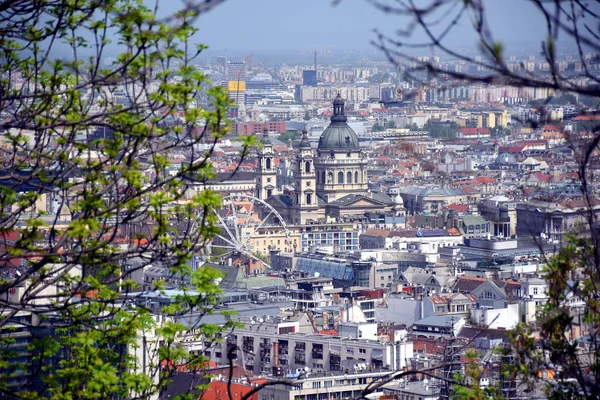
[299,124,311,149]
[261,126,271,145]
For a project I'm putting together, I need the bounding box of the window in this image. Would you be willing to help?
[305,161,311,173]
[345,136,350,144]
[338,171,344,184]
[279,326,294,334]
[533,287,538,295]
[266,158,271,169]
[347,171,352,184]
[355,171,359,183]
[456,304,465,312]
[359,348,366,354]
[312,382,321,389]
[306,193,312,205]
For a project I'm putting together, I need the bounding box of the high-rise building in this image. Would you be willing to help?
[227,80,246,108]
[302,70,317,86]
[216,56,227,73]
[227,60,246,82]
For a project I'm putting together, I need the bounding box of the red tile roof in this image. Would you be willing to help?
[412,339,445,355]
[447,228,462,236]
[476,176,496,184]
[200,379,267,400]
[318,329,338,336]
[543,125,562,132]
[572,114,600,121]
[531,172,551,183]
[460,185,480,194]
[560,198,600,208]
[459,127,490,135]
[448,204,469,212]
[498,145,525,153]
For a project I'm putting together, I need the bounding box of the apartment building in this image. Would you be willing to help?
[258,370,401,400]
[191,316,413,376]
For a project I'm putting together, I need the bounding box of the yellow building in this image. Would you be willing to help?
[494,110,508,127]
[482,112,496,128]
[227,80,246,107]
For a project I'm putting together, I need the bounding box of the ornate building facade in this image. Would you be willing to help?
[261,95,395,225]
[255,129,276,201]
[314,94,369,202]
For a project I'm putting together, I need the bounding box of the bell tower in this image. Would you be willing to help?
[292,128,319,224]
[255,127,276,200]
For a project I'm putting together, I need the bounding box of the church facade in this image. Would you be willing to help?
[258,95,402,225]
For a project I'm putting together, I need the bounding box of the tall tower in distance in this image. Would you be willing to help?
[301,50,318,87]
[255,128,276,201]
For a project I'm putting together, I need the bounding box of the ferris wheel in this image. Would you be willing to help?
[210,194,291,269]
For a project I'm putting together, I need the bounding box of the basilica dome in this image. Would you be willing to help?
[495,153,517,165]
[318,94,360,151]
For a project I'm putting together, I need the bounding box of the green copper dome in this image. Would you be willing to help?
[318,94,359,151]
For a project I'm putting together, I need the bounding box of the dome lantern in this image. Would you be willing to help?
[317,95,359,151]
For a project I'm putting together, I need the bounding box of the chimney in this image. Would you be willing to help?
[273,341,279,369]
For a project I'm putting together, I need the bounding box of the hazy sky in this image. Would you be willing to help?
[185,0,563,56]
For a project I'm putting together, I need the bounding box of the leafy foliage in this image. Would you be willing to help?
[424,120,459,139]
[508,233,600,399]
[0,0,242,398]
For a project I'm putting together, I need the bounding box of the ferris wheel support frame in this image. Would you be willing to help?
[210,194,291,269]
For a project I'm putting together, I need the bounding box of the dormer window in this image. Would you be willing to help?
[345,136,350,144]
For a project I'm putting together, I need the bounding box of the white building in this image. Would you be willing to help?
[470,303,520,330]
